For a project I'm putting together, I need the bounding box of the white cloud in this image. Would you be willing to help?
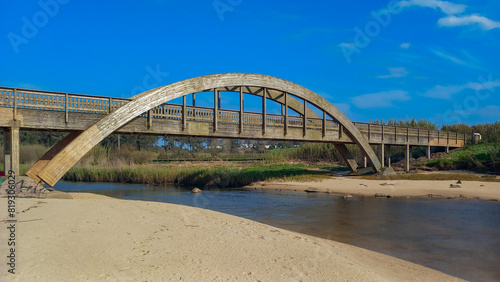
[423,84,466,99]
[339,42,356,49]
[475,105,500,118]
[400,0,500,32]
[351,90,410,108]
[377,67,409,79]
[438,14,500,30]
[334,103,352,115]
[423,80,500,99]
[400,43,411,49]
[467,81,500,91]
[399,0,466,15]
[430,48,467,65]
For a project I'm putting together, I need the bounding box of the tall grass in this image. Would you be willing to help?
[419,143,500,172]
[64,164,331,187]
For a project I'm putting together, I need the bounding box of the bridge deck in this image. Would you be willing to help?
[0,87,467,148]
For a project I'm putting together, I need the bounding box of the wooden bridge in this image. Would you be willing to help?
[0,73,468,186]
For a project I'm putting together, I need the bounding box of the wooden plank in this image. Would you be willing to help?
[262,87,266,134]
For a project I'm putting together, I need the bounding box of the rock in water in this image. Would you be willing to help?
[191,187,202,193]
[375,193,387,198]
[305,187,318,193]
[343,194,353,199]
[326,188,331,194]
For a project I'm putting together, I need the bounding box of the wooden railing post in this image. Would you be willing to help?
[108,98,112,114]
[13,88,17,120]
[406,127,409,142]
[368,123,371,141]
[284,93,288,136]
[381,124,384,142]
[303,100,307,137]
[65,93,69,123]
[322,111,326,138]
[239,87,243,134]
[262,87,267,134]
[147,109,152,129]
[182,96,187,131]
[214,89,218,132]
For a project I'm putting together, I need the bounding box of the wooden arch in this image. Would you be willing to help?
[29,73,381,186]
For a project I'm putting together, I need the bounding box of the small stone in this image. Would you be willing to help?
[456,180,462,184]
[375,193,387,198]
[305,187,318,193]
[326,188,331,194]
[191,188,202,193]
[343,194,353,199]
[449,184,461,188]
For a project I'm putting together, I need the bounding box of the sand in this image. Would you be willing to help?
[0,192,463,281]
[250,177,500,201]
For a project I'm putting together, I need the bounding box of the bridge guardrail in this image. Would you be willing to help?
[0,86,469,145]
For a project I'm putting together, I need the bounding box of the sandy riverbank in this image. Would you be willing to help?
[0,193,462,281]
[248,177,500,201]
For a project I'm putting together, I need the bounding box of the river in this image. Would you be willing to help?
[55,181,500,282]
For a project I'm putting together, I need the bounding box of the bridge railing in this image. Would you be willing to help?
[351,122,468,144]
[0,86,469,144]
[0,87,130,114]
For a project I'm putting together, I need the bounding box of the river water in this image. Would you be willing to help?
[55,181,500,282]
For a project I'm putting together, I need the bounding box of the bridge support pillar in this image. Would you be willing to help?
[3,124,20,175]
[404,144,412,172]
[377,144,385,168]
[386,145,391,167]
[333,144,358,172]
[445,146,449,154]
[426,145,431,158]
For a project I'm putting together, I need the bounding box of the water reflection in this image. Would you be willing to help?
[55,181,500,282]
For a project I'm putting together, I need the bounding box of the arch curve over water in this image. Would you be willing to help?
[33,73,381,186]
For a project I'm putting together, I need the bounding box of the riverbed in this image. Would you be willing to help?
[55,181,500,281]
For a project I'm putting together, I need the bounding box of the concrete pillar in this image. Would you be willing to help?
[378,144,385,168]
[404,144,411,172]
[445,146,449,154]
[426,145,431,158]
[333,143,358,172]
[386,145,391,167]
[3,127,19,175]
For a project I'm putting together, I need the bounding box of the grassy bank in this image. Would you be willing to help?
[417,143,500,172]
[63,163,333,188]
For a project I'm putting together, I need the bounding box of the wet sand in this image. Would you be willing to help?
[0,193,463,281]
[249,177,500,201]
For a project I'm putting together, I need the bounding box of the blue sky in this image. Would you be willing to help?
[1,0,499,125]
